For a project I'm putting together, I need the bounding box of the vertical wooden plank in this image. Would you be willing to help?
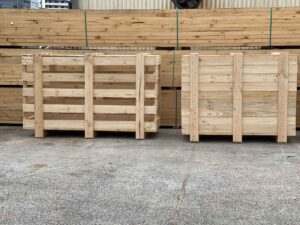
[34,54,44,138]
[189,53,199,142]
[136,53,145,140]
[22,63,28,126]
[85,53,94,139]
[154,55,161,128]
[277,52,289,143]
[232,53,243,143]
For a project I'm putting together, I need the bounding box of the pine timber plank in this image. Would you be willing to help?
[232,53,243,143]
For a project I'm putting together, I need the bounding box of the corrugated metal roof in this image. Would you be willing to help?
[78,0,300,10]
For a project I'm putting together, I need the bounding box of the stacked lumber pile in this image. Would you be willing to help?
[182,53,297,142]
[1,8,300,48]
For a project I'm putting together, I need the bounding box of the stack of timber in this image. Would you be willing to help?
[182,53,297,143]
[22,53,160,139]
[1,8,300,48]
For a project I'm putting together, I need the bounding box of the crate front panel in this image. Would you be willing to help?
[22,54,160,134]
[181,54,297,136]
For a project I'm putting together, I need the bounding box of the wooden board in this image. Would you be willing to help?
[160,89,181,127]
[297,91,300,128]
[1,8,300,48]
[0,87,22,124]
[22,53,160,139]
[181,53,297,143]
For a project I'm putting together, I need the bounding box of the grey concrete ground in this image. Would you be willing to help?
[0,126,300,225]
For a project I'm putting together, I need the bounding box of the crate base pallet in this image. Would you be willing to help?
[182,52,297,143]
[22,53,161,139]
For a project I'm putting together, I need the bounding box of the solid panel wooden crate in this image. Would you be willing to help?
[22,53,161,139]
[182,53,297,143]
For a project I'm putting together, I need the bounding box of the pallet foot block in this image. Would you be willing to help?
[181,53,297,143]
[22,53,161,139]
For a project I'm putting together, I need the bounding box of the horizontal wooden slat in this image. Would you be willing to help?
[181,117,296,136]
[181,100,296,117]
[23,119,157,132]
[23,104,157,115]
[94,55,160,66]
[23,88,157,98]
[181,91,297,100]
[182,82,297,92]
[22,55,160,66]
[182,73,297,83]
[22,72,157,83]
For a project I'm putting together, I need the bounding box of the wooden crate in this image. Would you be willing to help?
[182,53,297,143]
[2,48,300,128]
[22,53,161,139]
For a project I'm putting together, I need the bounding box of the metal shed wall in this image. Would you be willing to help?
[202,0,300,8]
[78,0,174,10]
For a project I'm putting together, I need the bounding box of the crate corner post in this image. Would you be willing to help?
[277,52,289,143]
[232,53,243,143]
[189,53,199,142]
[136,53,146,140]
[34,54,45,138]
[84,53,95,139]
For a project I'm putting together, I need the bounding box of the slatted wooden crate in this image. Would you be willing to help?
[22,53,160,139]
[182,52,297,143]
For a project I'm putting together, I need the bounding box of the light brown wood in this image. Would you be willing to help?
[277,52,289,143]
[189,53,199,142]
[154,56,161,126]
[0,88,22,124]
[34,54,44,138]
[136,53,146,140]
[2,8,300,48]
[232,53,243,143]
[182,53,297,143]
[22,53,160,139]
[85,53,94,139]
[1,48,300,129]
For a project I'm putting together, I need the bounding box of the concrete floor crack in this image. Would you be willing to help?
[170,151,194,225]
